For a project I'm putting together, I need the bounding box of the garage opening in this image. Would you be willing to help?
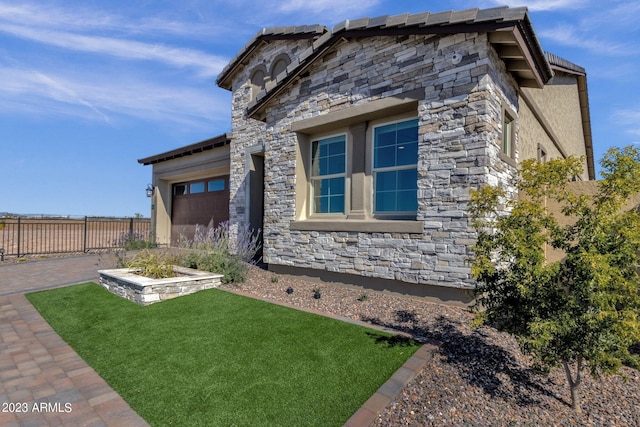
[171,175,230,244]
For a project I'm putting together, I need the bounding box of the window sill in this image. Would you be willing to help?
[290,219,424,233]
[499,152,517,168]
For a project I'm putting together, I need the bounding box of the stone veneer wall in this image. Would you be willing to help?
[228,39,315,243]
[229,33,519,291]
[99,267,223,306]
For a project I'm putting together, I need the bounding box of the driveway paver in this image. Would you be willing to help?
[0,254,148,426]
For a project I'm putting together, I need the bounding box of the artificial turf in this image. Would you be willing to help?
[27,283,420,426]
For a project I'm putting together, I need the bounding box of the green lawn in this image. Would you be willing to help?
[27,283,420,426]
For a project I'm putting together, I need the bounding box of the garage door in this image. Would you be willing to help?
[171,176,230,244]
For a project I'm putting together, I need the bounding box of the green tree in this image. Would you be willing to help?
[469,147,640,413]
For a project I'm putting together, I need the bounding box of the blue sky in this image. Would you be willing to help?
[1,0,638,217]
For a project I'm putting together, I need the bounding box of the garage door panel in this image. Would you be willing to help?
[171,176,229,244]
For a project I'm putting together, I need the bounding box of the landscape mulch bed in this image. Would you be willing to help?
[223,265,640,427]
[9,255,639,426]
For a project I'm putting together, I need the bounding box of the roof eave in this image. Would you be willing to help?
[577,74,595,180]
[241,7,552,120]
[216,26,328,91]
[137,134,230,166]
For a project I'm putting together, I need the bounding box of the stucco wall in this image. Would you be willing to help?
[517,97,564,160]
[520,73,589,179]
[150,145,230,245]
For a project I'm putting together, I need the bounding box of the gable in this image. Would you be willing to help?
[216,6,554,121]
[216,25,327,90]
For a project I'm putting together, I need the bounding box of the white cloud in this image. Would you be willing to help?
[0,64,229,127]
[259,0,380,23]
[489,0,589,11]
[583,1,640,29]
[0,22,227,77]
[539,25,637,56]
[616,109,640,143]
[278,0,379,14]
[0,2,227,39]
[0,2,237,128]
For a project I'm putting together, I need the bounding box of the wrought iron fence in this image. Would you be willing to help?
[0,216,151,257]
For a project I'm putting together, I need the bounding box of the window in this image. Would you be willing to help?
[250,68,267,100]
[190,182,205,194]
[373,119,418,214]
[293,108,422,230]
[270,54,291,80]
[311,135,346,214]
[537,144,547,163]
[173,177,227,196]
[208,179,225,192]
[502,110,515,158]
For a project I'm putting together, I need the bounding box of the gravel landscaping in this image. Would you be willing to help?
[6,254,638,425]
[223,265,640,427]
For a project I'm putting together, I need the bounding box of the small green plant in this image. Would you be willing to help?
[470,148,640,412]
[357,293,368,302]
[122,249,178,279]
[271,275,279,283]
[177,222,260,284]
[18,257,27,262]
[185,249,246,284]
[115,231,157,251]
[313,287,321,299]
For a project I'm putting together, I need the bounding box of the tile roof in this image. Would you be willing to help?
[216,25,327,89]
[137,134,230,165]
[216,6,573,121]
[545,52,586,75]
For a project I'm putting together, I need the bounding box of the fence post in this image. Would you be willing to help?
[129,217,134,236]
[83,216,88,253]
[17,216,21,257]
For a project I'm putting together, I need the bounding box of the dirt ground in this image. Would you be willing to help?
[0,217,150,256]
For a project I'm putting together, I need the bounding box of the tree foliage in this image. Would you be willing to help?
[469,146,640,412]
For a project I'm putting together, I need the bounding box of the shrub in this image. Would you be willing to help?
[185,249,246,284]
[182,221,261,263]
[469,149,640,412]
[178,221,261,284]
[115,231,157,251]
[119,249,179,279]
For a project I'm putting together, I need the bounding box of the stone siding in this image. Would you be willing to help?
[228,38,316,243]
[229,33,519,290]
[99,267,223,306]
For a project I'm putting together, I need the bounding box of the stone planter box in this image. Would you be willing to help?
[98,266,223,306]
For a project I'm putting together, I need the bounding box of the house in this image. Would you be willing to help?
[140,6,594,305]
[138,135,231,244]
